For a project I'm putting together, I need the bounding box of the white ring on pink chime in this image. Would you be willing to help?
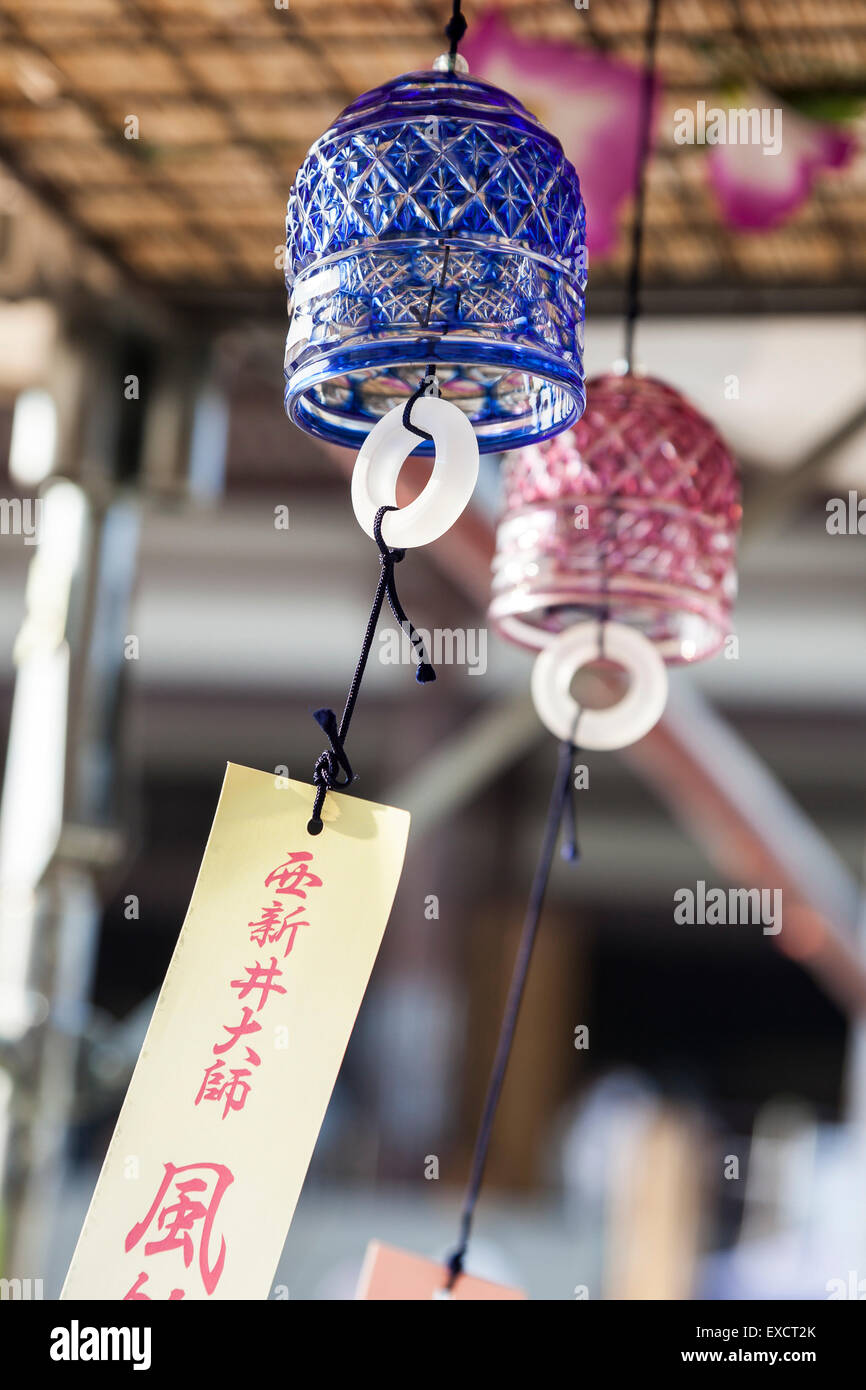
[351,397,480,548]
[530,620,669,751]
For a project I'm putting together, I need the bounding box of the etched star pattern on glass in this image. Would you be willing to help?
[284,69,587,453]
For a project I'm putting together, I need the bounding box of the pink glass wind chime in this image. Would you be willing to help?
[491,370,742,748]
[490,0,741,754]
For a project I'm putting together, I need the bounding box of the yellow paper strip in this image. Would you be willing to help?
[62,764,409,1301]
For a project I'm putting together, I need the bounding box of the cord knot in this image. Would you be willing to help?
[444,1245,465,1291]
[307,505,436,831]
[307,707,354,834]
[402,376,436,443]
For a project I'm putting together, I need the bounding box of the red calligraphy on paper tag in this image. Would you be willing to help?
[62,766,409,1300]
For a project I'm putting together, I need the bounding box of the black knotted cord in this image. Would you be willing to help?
[309,189,460,833]
[308,221,459,834]
[444,734,581,1291]
[446,0,467,60]
[623,0,661,374]
[402,372,437,443]
[307,506,435,835]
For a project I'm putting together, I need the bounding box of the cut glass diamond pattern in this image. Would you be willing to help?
[489,373,742,664]
[284,68,586,452]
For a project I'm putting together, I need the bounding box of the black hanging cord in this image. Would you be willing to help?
[307,506,435,835]
[623,0,661,374]
[444,737,579,1290]
[310,234,455,832]
[403,243,452,444]
[446,0,467,59]
[402,374,436,443]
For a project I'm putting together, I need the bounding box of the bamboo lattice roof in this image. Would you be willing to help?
[0,0,863,319]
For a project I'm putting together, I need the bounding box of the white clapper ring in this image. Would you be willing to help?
[530,621,669,751]
[351,396,480,548]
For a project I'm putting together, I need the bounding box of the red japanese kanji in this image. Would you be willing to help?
[125,1161,233,1296]
[229,956,286,1012]
[213,1005,262,1058]
[263,851,322,899]
[195,1060,254,1118]
[248,901,308,957]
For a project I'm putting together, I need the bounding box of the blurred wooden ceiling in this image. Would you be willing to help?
[0,0,864,322]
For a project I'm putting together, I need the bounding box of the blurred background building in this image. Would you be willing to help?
[0,0,864,1300]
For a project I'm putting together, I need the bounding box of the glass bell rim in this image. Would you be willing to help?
[488,589,733,666]
[284,338,586,456]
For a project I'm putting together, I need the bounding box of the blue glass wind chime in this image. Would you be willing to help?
[283,4,597,843]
